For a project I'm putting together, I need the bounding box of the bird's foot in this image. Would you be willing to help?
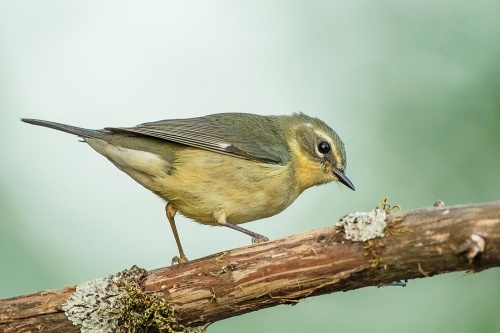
[171,255,189,265]
[251,236,269,244]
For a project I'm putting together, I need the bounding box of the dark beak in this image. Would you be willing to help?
[333,167,355,191]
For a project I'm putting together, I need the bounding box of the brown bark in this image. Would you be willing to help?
[1,201,499,332]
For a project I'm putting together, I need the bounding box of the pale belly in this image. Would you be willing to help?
[86,139,300,226]
[151,149,300,225]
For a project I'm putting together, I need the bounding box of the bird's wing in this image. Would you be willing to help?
[106,113,290,164]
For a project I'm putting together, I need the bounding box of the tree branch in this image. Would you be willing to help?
[1,201,499,332]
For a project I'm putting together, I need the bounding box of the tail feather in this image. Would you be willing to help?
[21,119,107,140]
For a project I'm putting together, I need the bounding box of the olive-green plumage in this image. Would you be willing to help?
[22,113,354,262]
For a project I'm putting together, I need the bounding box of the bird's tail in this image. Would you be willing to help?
[21,119,107,140]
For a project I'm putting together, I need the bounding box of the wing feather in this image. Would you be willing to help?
[106,113,290,164]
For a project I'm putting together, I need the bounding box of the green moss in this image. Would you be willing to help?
[119,281,187,333]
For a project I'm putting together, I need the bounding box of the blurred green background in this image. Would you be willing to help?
[1,1,499,332]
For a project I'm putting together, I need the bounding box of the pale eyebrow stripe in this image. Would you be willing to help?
[313,129,343,167]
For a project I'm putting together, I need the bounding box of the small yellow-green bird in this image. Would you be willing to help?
[22,113,354,262]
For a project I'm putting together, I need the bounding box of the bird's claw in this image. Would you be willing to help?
[251,236,269,244]
[171,255,189,265]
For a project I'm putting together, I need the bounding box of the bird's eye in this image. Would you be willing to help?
[318,141,330,154]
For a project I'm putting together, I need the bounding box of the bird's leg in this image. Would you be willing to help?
[165,203,188,264]
[214,209,269,243]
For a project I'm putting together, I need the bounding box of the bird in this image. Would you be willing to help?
[22,113,354,263]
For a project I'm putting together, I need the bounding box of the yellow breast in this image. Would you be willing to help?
[150,148,301,225]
